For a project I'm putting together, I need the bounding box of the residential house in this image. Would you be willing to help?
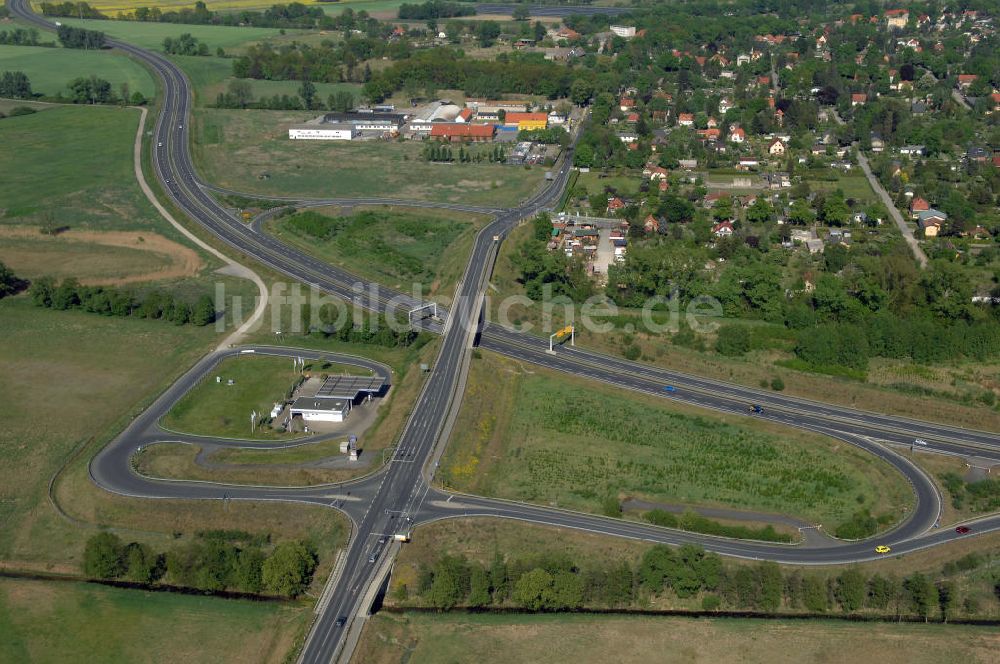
[617,131,639,143]
[851,92,867,106]
[957,74,978,89]
[870,134,885,152]
[718,98,734,114]
[910,197,930,217]
[712,220,735,237]
[619,96,636,112]
[918,209,947,237]
[885,9,909,29]
[768,138,786,156]
[899,145,925,156]
[607,197,626,213]
[678,113,695,127]
[729,126,746,143]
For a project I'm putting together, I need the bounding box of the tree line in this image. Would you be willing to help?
[57,24,106,49]
[0,27,54,47]
[162,33,211,56]
[398,1,475,20]
[30,277,217,327]
[422,143,507,164]
[82,530,318,597]
[405,543,995,622]
[363,48,581,103]
[0,71,32,99]
[0,262,29,299]
[38,1,105,18]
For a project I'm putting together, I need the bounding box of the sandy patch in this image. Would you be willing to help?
[0,226,204,286]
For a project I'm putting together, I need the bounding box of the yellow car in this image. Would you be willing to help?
[874,545,891,554]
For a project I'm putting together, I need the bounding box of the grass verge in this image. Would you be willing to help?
[439,351,912,530]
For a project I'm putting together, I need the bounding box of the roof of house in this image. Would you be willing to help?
[712,220,735,233]
[505,112,548,123]
[458,108,474,121]
[430,123,495,138]
[911,196,930,211]
[918,208,947,221]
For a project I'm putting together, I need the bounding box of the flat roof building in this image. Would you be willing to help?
[289,123,358,141]
[321,111,407,132]
[289,396,351,422]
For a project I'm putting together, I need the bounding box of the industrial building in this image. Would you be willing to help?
[430,123,496,142]
[288,123,358,141]
[320,111,408,132]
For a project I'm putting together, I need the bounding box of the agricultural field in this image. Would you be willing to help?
[0,577,308,664]
[191,109,548,206]
[162,354,308,440]
[439,352,912,530]
[174,54,361,108]
[0,226,204,285]
[355,612,1000,664]
[0,44,155,98]
[0,106,175,235]
[56,17,287,51]
[267,206,485,299]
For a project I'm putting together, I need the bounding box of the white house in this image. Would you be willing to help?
[289,396,352,422]
[610,25,637,38]
[288,123,358,141]
[768,138,786,155]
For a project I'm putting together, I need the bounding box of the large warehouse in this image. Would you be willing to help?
[288,123,358,140]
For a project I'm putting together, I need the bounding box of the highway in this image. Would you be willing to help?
[9,1,1000,661]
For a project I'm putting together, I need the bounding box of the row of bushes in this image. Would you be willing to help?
[30,277,217,327]
[940,473,1000,513]
[406,544,994,620]
[83,530,318,597]
[643,509,794,543]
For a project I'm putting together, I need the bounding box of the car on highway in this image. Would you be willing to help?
[334,617,346,627]
[955,526,971,534]
[747,404,763,414]
[913,438,928,446]
[663,385,676,392]
[368,553,377,563]
[874,545,891,554]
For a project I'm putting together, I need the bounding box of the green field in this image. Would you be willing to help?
[0,105,176,234]
[0,576,306,664]
[268,207,482,298]
[134,440,350,486]
[0,44,155,98]
[162,355,307,440]
[440,353,911,529]
[192,108,548,206]
[0,296,224,565]
[57,17,289,51]
[172,54,362,107]
[356,612,1000,664]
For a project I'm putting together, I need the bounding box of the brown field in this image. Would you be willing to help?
[355,611,1000,664]
[0,226,204,285]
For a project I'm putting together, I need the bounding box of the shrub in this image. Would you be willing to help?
[770,377,785,391]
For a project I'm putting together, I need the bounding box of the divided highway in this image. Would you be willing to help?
[10,1,999,661]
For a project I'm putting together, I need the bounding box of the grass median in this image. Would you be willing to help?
[440,352,912,532]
